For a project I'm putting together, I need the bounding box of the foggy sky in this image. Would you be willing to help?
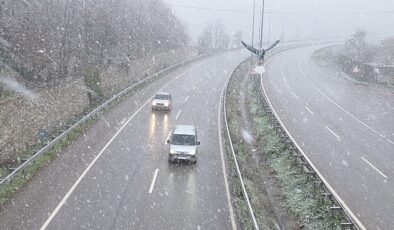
[163,0,394,45]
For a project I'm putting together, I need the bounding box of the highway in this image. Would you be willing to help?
[263,46,394,229]
[0,50,248,229]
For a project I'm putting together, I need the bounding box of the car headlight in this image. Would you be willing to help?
[152,101,157,106]
[164,102,169,106]
[170,148,175,154]
[189,150,196,155]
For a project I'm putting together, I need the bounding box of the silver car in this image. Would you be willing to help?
[152,92,172,111]
[167,125,200,164]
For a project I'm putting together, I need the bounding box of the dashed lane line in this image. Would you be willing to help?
[361,157,389,179]
[148,168,159,194]
[324,125,341,142]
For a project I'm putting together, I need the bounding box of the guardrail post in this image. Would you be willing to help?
[321,192,333,202]
[330,206,342,216]
[304,167,316,181]
[7,167,17,172]
[313,180,322,189]
[341,222,354,230]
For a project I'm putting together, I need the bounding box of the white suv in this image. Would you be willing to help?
[167,125,200,164]
[152,92,172,111]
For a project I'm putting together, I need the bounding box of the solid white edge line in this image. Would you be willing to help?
[148,168,159,193]
[260,55,366,230]
[361,157,389,179]
[221,61,260,230]
[175,109,182,120]
[324,125,341,142]
[218,68,238,230]
[184,95,190,103]
[40,63,201,230]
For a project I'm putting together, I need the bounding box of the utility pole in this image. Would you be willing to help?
[251,0,255,47]
[281,15,285,42]
[267,14,271,45]
[251,0,256,67]
[259,0,265,50]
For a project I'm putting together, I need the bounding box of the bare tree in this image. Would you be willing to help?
[232,30,243,49]
[344,30,372,63]
[197,20,230,53]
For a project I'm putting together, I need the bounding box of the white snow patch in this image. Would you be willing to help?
[0,77,39,102]
[251,65,265,75]
[241,129,254,145]
[341,160,349,167]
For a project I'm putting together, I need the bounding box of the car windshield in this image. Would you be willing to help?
[171,134,195,146]
[154,94,169,100]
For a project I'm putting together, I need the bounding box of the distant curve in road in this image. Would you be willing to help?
[263,46,394,229]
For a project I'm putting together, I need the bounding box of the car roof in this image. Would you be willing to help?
[173,125,196,135]
[156,92,170,95]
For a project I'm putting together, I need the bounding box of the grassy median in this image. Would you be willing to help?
[225,59,342,229]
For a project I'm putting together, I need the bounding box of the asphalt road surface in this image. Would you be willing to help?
[0,50,248,229]
[263,46,394,229]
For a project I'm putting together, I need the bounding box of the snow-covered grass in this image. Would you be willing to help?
[248,80,342,230]
[224,57,343,229]
[225,61,279,229]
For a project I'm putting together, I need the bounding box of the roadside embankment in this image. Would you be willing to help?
[0,48,197,166]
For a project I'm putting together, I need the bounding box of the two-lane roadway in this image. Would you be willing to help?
[263,46,394,229]
[0,50,248,229]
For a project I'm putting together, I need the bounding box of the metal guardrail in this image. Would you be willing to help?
[219,45,310,230]
[0,54,207,188]
[258,51,366,230]
[222,59,260,230]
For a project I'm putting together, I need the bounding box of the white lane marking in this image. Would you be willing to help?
[306,106,314,115]
[291,92,299,100]
[297,60,394,145]
[175,109,182,120]
[193,85,197,90]
[260,67,367,230]
[148,168,159,193]
[41,98,153,230]
[283,77,287,83]
[184,95,190,103]
[361,157,389,179]
[165,131,172,144]
[313,85,394,145]
[286,84,292,91]
[218,77,237,230]
[324,125,341,142]
[40,63,200,230]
